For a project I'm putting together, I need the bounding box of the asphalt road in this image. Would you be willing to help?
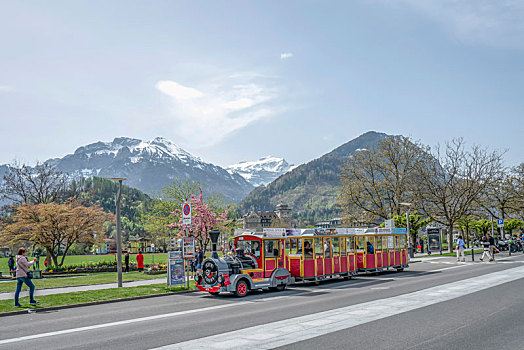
[1,254,524,350]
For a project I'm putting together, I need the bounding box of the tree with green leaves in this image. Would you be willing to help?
[142,180,200,251]
[473,219,492,238]
[457,216,476,247]
[504,219,523,235]
[388,214,431,246]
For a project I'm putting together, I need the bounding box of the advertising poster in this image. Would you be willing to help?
[168,251,185,286]
[427,228,441,252]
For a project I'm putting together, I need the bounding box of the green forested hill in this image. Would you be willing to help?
[240,131,389,225]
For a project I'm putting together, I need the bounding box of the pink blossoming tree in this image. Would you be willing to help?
[168,188,230,252]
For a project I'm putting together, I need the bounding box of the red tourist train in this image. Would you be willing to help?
[195,227,409,297]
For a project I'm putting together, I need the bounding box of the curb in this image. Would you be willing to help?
[0,289,198,317]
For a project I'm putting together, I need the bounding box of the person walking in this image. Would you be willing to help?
[196,247,204,274]
[456,235,466,262]
[124,251,130,273]
[8,255,15,277]
[419,238,424,253]
[136,251,144,272]
[480,234,492,262]
[488,233,496,261]
[14,248,38,307]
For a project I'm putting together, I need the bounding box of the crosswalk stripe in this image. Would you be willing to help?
[152,265,524,350]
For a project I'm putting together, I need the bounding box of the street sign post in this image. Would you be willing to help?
[182,202,192,225]
[497,219,504,228]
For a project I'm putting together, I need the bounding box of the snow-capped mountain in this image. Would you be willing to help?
[45,137,254,201]
[227,156,295,187]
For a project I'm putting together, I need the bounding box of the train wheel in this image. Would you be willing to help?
[234,280,249,297]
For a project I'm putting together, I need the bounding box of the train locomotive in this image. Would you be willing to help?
[195,230,292,297]
[196,227,409,297]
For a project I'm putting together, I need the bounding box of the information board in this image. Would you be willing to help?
[167,251,185,287]
[427,228,441,252]
[182,237,195,259]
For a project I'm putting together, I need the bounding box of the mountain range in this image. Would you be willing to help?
[226,156,295,187]
[1,131,391,223]
[45,137,254,202]
[239,131,389,224]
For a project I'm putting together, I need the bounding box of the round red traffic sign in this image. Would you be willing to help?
[183,203,191,216]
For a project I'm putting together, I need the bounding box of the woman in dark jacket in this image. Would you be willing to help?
[14,247,38,307]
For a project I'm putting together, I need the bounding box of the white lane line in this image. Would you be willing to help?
[152,265,524,350]
[0,302,251,345]
[431,265,468,272]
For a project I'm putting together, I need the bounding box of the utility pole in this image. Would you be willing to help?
[104,177,126,288]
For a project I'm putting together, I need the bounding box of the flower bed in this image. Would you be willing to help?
[144,263,167,275]
[43,261,138,275]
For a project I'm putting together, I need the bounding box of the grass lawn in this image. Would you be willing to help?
[0,271,167,293]
[0,253,168,273]
[0,281,194,314]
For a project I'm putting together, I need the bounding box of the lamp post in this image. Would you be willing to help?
[400,203,413,257]
[104,177,126,288]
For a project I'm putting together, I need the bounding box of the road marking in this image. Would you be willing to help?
[431,265,468,272]
[152,265,524,350]
[0,302,251,345]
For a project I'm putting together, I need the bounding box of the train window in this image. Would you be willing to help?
[388,236,394,250]
[347,236,355,253]
[356,236,365,252]
[304,239,314,260]
[315,238,323,258]
[265,240,279,258]
[295,238,303,254]
[332,237,340,255]
[324,237,332,258]
[376,236,382,252]
[395,236,400,252]
[400,235,407,249]
[366,236,375,254]
[340,237,347,257]
[237,240,261,259]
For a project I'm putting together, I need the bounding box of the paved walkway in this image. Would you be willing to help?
[0,277,173,301]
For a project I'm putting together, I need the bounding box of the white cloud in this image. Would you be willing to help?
[280,52,294,60]
[0,86,14,92]
[399,0,524,48]
[156,74,281,147]
[156,81,204,100]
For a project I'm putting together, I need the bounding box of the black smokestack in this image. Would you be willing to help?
[209,230,220,259]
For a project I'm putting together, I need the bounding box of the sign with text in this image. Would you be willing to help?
[182,237,195,259]
[167,251,185,287]
[385,219,395,229]
[182,202,192,225]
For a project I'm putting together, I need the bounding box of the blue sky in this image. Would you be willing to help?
[1,1,523,167]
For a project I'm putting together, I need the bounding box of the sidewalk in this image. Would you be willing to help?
[0,277,171,301]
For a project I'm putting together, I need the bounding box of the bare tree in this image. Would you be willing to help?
[476,169,522,238]
[413,139,504,252]
[339,136,421,225]
[0,161,67,204]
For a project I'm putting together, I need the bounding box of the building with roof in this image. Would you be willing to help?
[242,203,293,231]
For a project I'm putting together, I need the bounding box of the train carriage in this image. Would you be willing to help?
[195,227,409,297]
